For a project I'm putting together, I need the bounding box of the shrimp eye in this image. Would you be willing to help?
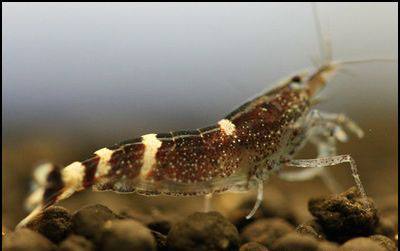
[291,75,302,83]
[288,75,304,90]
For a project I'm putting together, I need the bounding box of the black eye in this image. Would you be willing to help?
[291,75,302,83]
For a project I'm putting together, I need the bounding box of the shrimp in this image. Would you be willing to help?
[17,5,371,228]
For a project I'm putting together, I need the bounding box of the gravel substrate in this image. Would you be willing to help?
[2,187,398,251]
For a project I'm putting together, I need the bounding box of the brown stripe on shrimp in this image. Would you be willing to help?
[18,161,87,228]
[93,140,145,192]
[144,124,243,184]
[81,156,100,188]
[24,163,56,211]
[43,165,64,204]
[148,130,212,183]
[200,123,243,178]
[40,161,87,206]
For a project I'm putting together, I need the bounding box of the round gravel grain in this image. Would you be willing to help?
[340,237,386,251]
[369,234,397,251]
[272,232,319,251]
[26,206,72,243]
[59,234,95,251]
[3,228,58,251]
[239,242,269,251]
[241,218,294,250]
[317,240,339,251]
[71,204,117,243]
[100,219,156,251]
[167,211,239,251]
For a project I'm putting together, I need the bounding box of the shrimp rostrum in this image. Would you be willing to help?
[17,56,368,228]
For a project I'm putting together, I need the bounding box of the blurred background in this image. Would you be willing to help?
[3,2,398,228]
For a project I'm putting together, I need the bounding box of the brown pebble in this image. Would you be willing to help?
[317,240,339,251]
[59,234,95,251]
[71,204,117,243]
[340,237,385,251]
[369,234,397,251]
[100,220,156,251]
[2,228,58,251]
[272,232,319,251]
[26,206,72,243]
[240,242,269,251]
[167,211,239,251]
[308,187,378,242]
[241,218,294,250]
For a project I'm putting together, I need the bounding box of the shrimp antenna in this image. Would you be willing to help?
[312,3,396,68]
[334,58,396,79]
[337,58,396,65]
[312,3,332,66]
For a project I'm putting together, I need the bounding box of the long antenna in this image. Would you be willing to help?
[337,58,396,65]
[312,3,324,64]
[312,3,332,65]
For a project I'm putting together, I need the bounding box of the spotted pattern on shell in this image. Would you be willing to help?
[36,77,311,202]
